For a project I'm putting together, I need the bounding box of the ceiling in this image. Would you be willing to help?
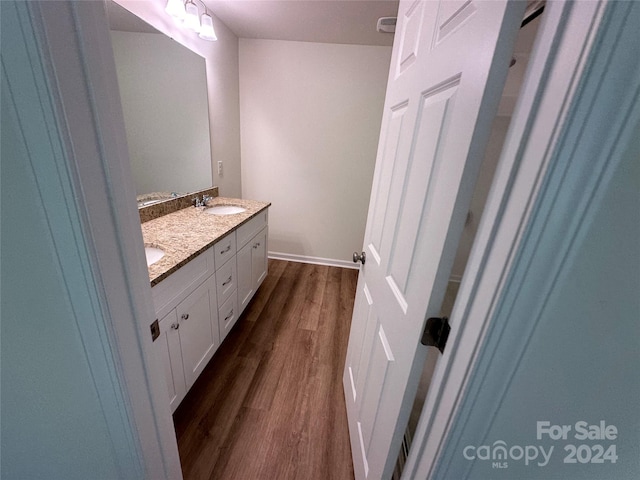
[108,1,546,49]
[203,0,399,46]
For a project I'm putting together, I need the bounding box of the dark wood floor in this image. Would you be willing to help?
[173,259,358,480]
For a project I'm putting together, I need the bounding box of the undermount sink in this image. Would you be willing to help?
[205,205,247,215]
[145,246,165,266]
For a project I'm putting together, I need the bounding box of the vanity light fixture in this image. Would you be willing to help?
[165,0,217,41]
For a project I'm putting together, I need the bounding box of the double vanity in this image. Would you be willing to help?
[109,2,271,413]
[142,195,270,412]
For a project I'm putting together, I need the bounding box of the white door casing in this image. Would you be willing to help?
[342,1,525,478]
[404,1,640,477]
[8,2,183,477]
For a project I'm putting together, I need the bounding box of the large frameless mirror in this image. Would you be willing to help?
[107,1,213,207]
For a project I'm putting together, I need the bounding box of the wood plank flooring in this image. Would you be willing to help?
[173,259,358,480]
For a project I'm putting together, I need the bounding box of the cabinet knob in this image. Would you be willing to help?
[171,323,179,330]
[181,313,189,320]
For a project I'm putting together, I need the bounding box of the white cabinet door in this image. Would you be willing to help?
[176,275,219,389]
[237,226,269,315]
[251,227,268,289]
[237,240,254,314]
[153,310,186,413]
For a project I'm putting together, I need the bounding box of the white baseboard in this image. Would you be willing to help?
[268,251,465,278]
[268,251,359,270]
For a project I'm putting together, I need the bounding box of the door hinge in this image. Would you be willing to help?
[420,317,450,353]
[150,319,160,342]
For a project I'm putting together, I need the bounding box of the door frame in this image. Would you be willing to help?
[403,0,637,478]
[17,0,634,478]
[16,2,183,478]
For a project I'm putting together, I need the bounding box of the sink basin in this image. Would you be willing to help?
[144,246,165,266]
[205,205,247,215]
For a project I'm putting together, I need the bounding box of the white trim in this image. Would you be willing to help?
[29,2,182,478]
[403,1,620,478]
[2,3,142,475]
[268,251,360,270]
[430,2,640,477]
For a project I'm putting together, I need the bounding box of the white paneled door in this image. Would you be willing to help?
[343,1,524,478]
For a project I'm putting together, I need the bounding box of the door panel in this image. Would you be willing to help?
[346,284,368,401]
[386,82,458,294]
[397,1,424,74]
[435,0,478,45]
[343,1,523,478]
[369,104,408,264]
[360,324,394,452]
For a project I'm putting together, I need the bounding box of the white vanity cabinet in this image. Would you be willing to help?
[150,207,269,412]
[237,210,269,314]
[151,247,219,412]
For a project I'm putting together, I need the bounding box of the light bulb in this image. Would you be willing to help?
[184,1,201,32]
[199,13,217,41]
[165,0,186,20]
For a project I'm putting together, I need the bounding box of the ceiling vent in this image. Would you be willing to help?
[377,17,396,34]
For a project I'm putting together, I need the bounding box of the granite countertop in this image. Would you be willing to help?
[142,196,270,286]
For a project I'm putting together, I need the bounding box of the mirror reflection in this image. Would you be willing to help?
[107,1,213,207]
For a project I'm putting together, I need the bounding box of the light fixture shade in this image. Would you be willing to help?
[165,0,186,20]
[184,1,201,32]
[199,13,217,41]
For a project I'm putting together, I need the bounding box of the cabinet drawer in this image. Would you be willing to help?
[236,209,268,249]
[215,258,237,307]
[214,232,236,270]
[152,247,214,318]
[218,291,239,342]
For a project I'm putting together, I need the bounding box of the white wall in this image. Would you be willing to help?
[113,0,242,197]
[239,39,391,264]
[111,30,212,196]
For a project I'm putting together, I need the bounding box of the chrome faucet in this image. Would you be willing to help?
[194,195,211,207]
